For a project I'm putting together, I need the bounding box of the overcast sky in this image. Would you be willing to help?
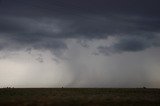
[0,0,160,88]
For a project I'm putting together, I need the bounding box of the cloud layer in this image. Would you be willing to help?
[0,0,160,87]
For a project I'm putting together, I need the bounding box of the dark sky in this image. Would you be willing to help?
[0,0,160,88]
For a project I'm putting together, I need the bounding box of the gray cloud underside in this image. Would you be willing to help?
[0,0,160,55]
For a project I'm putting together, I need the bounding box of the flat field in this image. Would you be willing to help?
[0,88,160,106]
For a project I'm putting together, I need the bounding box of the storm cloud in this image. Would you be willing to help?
[98,35,160,55]
[1,0,160,53]
[0,0,160,87]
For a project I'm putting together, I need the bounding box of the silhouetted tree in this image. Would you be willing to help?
[143,86,146,89]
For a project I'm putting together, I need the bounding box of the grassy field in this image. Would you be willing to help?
[0,88,160,106]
